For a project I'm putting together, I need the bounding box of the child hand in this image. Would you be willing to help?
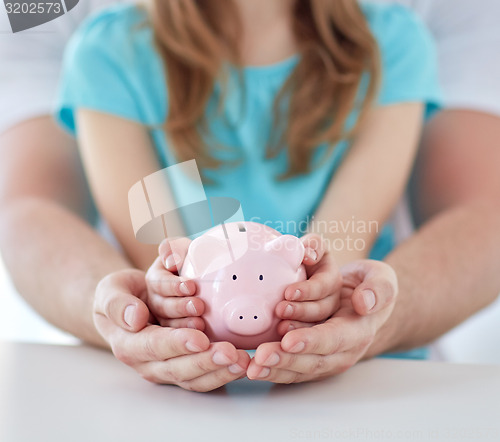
[247,260,398,383]
[274,233,343,334]
[145,237,205,331]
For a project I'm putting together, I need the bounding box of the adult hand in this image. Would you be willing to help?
[247,260,397,383]
[93,269,250,392]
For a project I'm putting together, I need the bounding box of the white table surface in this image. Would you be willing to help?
[0,341,499,442]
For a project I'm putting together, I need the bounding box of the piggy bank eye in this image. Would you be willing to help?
[259,274,264,281]
[232,274,237,280]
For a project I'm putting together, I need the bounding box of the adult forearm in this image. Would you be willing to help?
[0,198,131,347]
[366,199,500,357]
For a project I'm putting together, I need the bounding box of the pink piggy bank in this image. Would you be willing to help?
[180,221,306,349]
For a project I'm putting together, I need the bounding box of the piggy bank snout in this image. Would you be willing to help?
[223,301,273,336]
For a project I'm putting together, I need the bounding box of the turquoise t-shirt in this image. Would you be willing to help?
[55,3,441,360]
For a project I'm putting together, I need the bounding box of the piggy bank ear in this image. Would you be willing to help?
[264,235,305,270]
[187,235,232,275]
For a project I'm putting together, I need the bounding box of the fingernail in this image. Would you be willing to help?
[123,305,136,327]
[257,367,271,378]
[289,341,305,353]
[287,323,296,332]
[289,289,301,301]
[362,289,376,311]
[283,304,294,318]
[186,341,203,352]
[228,364,244,374]
[186,319,197,329]
[180,282,191,295]
[165,253,179,269]
[186,300,198,316]
[305,247,317,261]
[213,351,233,366]
[263,352,280,367]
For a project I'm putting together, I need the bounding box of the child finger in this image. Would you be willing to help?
[158,237,192,272]
[276,294,340,323]
[300,233,325,265]
[146,259,197,297]
[157,316,206,331]
[276,319,315,336]
[148,292,205,319]
[284,264,342,302]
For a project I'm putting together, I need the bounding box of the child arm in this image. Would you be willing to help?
[312,102,424,266]
[76,109,178,271]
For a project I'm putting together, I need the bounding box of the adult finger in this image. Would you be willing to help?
[94,270,151,333]
[180,350,251,392]
[248,365,301,383]
[140,341,241,385]
[146,257,197,297]
[250,353,352,384]
[247,342,308,378]
[112,326,210,364]
[251,341,338,375]
[248,343,325,383]
[341,260,398,316]
[280,315,375,357]
[249,342,355,382]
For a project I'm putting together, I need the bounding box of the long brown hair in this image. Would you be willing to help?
[150,0,380,178]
